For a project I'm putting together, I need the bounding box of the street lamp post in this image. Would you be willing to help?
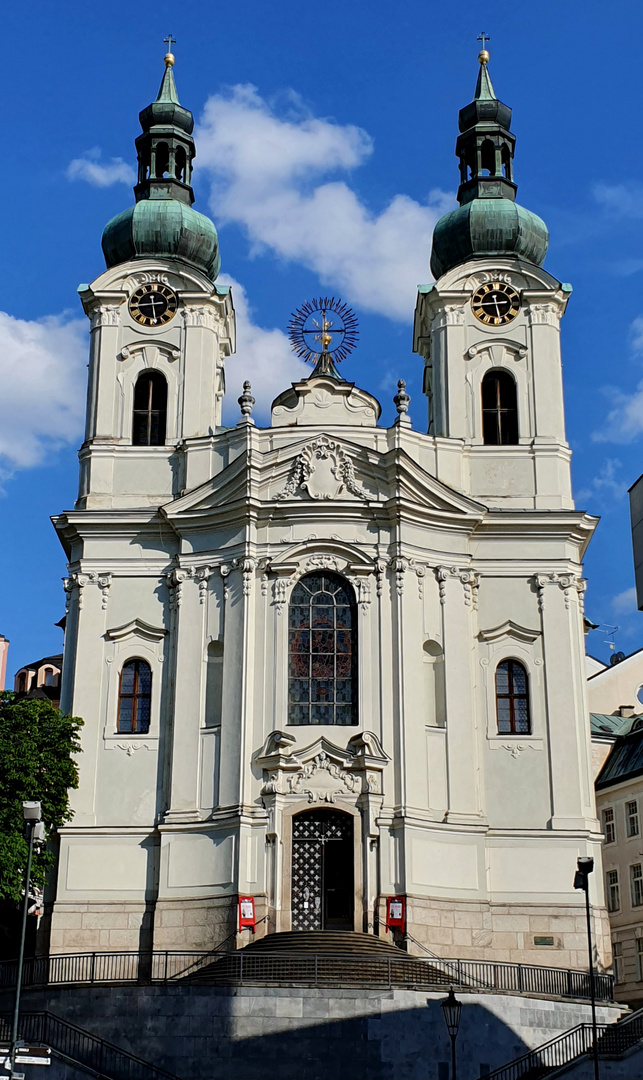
[574,856,599,1080]
[440,987,462,1080]
[9,801,44,1080]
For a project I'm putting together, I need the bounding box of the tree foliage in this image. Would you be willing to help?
[0,692,82,902]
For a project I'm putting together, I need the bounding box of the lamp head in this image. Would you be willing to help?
[440,987,462,1037]
[22,801,42,822]
[574,856,594,890]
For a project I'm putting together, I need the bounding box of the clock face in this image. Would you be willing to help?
[472,282,521,326]
[129,284,178,327]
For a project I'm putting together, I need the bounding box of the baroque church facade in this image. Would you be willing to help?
[49,47,610,970]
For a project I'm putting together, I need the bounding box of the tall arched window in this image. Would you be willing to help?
[482,370,518,446]
[288,572,357,726]
[16,672,27,693]
[118,659,152,734]
[44,668,54,687]
[132,371,167,446]
[496,659,530,734]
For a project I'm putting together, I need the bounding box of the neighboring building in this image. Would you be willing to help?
[14,654,63,706]
[596,726,643,1005]
[0,634,8,691]
[46,48,609,973]
[587,649,643,1004]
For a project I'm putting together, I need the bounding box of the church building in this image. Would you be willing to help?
[48,44,609,971]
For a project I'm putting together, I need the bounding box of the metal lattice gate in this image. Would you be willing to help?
[291,810,353,931]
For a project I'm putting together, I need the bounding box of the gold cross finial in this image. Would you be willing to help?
[164,35,177,66]
[477,32,490,65]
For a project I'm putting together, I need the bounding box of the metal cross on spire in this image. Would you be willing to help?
[477,32,490,51]
[164,34,177,54]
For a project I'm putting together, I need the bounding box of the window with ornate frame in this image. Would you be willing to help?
[117,659,152,733]
[288,571,357,726]
[495,659,531,734]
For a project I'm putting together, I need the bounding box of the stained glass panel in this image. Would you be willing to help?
[495,659,531,735]
[288,572,357,725]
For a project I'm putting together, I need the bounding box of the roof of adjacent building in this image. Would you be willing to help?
[596,726,643,790]
[590,712,640,739]
[15,654,63,673]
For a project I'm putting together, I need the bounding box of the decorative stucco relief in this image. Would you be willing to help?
[435,565,480,608]
[534,572,585,613]
[275,437,368,501]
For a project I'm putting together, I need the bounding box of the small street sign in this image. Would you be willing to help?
[0,1046,52,1068]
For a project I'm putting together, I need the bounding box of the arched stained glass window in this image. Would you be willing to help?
[118,659,152,734]
[495,659,531,734]
[288,572,357,726]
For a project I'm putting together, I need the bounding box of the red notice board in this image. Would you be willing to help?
[238,896,256,931]
[386,896,406,932]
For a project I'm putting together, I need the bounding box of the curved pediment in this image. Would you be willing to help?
[478,619,540,644]
[105,618,167,643]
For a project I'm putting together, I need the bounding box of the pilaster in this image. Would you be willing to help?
[436,565,485,824]
[164,565,211,822]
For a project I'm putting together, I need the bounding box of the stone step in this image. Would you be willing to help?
[241,930,408,956]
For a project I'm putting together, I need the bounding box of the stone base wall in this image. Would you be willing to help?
[6,984,625,1080]
[153,895,256,951]
[47,901,153,954]
[383,896,613,971]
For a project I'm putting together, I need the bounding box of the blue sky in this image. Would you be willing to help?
[2,0,643,675]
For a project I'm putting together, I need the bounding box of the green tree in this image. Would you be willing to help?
[0,692,82,902]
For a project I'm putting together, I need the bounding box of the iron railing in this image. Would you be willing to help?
[0,950,614,1002]
[480,1010,643,1080]
[0,1011,180,1080]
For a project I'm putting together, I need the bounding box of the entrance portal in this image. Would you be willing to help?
[291,809,354,931]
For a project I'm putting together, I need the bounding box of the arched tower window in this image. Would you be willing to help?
[154,142,170,178]
[118,659,152,734]
[482,370,518,446]
[175,146,187,183]
[480,138,496,176]
[496,659,530,734]
[132,371,167,446]
[288,572,357,726]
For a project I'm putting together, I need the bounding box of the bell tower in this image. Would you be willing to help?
[413,46,573,510]
[77,45,235,510]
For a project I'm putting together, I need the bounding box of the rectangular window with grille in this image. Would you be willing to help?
[612,940,623,984]
[637,940,643,982]
[631,864,643,907]
[603,807,615,844]
[607,870,620,912]
[627,800,640,838]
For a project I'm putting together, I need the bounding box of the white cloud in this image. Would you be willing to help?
[613,587,638,614]
[575,458,626,502]
[67,148,135,188]
[0,312,88,483]
[592,182,643,219]
[220,275,308,424]
[592,317,643,443]
[196,85,451,320]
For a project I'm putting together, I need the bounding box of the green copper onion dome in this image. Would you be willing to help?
[430,49,548,279]
[102,48,220,282]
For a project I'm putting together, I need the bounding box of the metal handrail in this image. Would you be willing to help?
[480,1011,643,1080]
[0,949,614,1003]
[0,1011,180,1080]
